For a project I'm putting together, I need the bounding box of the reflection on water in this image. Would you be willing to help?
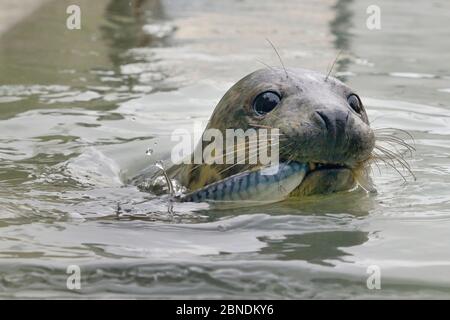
[329,0,353,80]
[260,231,369,266]
[330,0,353,51]
[0,0,450,298]
[101,0,167,66]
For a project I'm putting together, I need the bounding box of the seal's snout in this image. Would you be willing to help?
[313,108,351,156]
[307,104,371,162]
[314,109,349,138]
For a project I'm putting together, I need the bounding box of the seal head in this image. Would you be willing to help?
[175,67,375,196]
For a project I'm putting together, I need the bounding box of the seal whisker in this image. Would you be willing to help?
[279,142,298,164]
[325,50,342,82]
[247,123,286,137]
[370,126,416,181]
[373,146,406,170]
[205,138,281,164]
[268,112,287,122]
[376,134,415,148]
[375,145,413,175]
[223,141,281,165]
[376,138,415,157]
[374,127,416,144]
[255,59,275,70]
[216,154,257,176]
[372,152,406,180]
[372,152,409,182]
[372,146,416,181]
[186,164,202,175]
[372,158,382,175]
[188,134,287,173]
[285,153,296,165]
[368,154,386,176]
[367,160,376,176]
[217,141,291,176]
[375,142,412,167]
[369,115,387,125]
[266,38,289,79]
[356,156,381,179]
[376,137,416,156]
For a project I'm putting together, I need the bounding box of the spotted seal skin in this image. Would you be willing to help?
[170,67,375,197]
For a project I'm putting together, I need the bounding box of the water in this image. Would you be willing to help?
[0,0,449,299]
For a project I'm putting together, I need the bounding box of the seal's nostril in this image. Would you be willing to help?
[315,110,350,132]
[315,111,332,131]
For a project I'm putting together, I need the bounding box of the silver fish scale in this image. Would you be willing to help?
[180,162,307,203]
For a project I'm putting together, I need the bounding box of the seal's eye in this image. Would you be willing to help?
[347,94,362,114]
[252,91,281,116]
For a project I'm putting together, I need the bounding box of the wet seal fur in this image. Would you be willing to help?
[170,67,375,197]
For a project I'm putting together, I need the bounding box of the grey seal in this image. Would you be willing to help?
[170,67,375,197]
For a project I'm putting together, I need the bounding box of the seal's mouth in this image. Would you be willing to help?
[291,161,355,196]
[307,162,350,173]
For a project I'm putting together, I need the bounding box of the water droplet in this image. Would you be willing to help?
[155,160,164,170]
[145,148,153,156]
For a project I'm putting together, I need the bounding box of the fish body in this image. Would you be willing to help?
[180,162,308,203]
